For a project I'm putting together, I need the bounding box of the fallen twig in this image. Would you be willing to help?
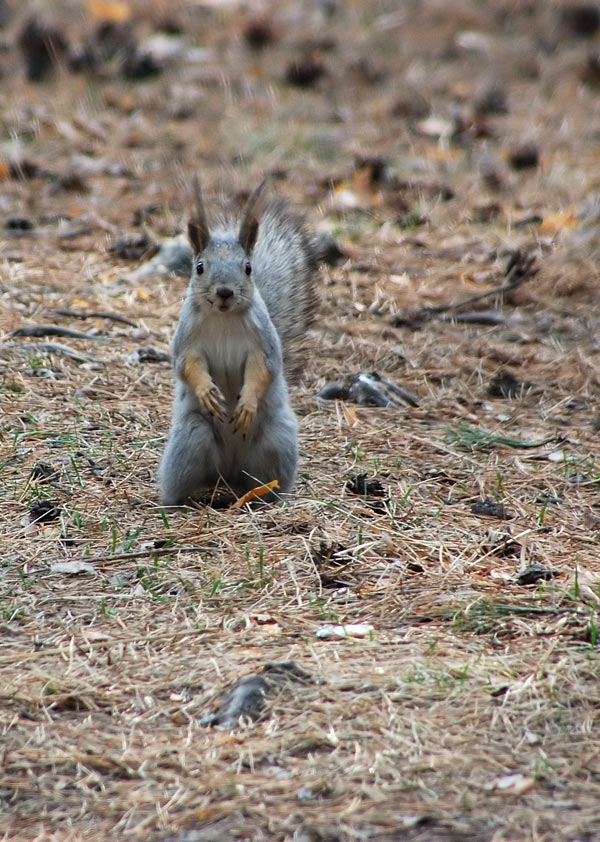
[392,250,538,327]
[62,545,214,566]
[53,309,138,327]
[12,325,108,340]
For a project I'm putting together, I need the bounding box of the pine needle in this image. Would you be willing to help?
[445,422,556,451]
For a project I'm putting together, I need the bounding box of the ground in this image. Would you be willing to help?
[1,1,600,840]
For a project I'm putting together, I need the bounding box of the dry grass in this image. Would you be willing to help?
[1,1,600,840]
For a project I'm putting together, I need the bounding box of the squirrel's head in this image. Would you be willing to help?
[187,178,266,314]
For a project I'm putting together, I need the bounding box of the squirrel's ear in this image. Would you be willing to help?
[239,178,268,254]
[188,175,210,253]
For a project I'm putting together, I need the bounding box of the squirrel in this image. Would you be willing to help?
[158,177,318,506]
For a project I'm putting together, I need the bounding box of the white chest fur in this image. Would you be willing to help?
[192,312,257,403]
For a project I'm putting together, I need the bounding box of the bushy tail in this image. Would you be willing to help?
[251,198,319,376]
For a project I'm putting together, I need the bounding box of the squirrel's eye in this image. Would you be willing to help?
[245,261,252,276]
[196,261,204,275]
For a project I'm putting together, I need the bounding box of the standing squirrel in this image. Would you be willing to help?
[158,178,318,506]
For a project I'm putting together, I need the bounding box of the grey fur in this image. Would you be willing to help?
[252,199,318,368]
[158,183,317,506]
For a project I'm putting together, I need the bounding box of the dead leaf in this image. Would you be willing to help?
[81,628,111,642]
[423,145,462,161]
[119,94,135,111]
[86,0,132,22]
[352,166,375,194]
[231,479,279,509]
[343,405,359,426]
[539,209,577,234]
[252,613,279,625]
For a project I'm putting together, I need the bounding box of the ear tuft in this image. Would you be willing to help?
[188,175,210,253]
[239,178,269,254]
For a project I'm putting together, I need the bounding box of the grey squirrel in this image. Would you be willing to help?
[158,178,318,506]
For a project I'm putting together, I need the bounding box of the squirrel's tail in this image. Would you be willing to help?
[250,196,319,377]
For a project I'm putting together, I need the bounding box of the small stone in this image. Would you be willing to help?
[481,161,504,191]
[5,216,34,231]
[485,528,521,558]
[51,173,88,193]
[390,91,430,119]
[354,155,389,185]
[515,565,560,586]
[509,143,539,170]
[127,346,170,364]
[406,561,425,573]
[316,381,350,401]
[29,499,61,523]
[67,43,98,73]
[583,49,600,83]
[9,159,41,179]
[561,4,600,37]
[18,17,67,82]
[349,56,386,84]
[285,56,327,87]
[346,473,386,498]
[109,233,157,261]
[131,234,193,279]
[475,83,508,115]
[243,18,277,49]
[471,498,511,520]
[96,21,136,62]
[472,203,502,224]
[124,49,162,80]
[313,232,346,266]
[488,370,526,399]
[30,462,59,483]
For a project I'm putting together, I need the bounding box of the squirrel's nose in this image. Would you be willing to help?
[215,286,234,301]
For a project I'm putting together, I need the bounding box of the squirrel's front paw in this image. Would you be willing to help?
[231,396,257,436]
[197,383,226,421]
